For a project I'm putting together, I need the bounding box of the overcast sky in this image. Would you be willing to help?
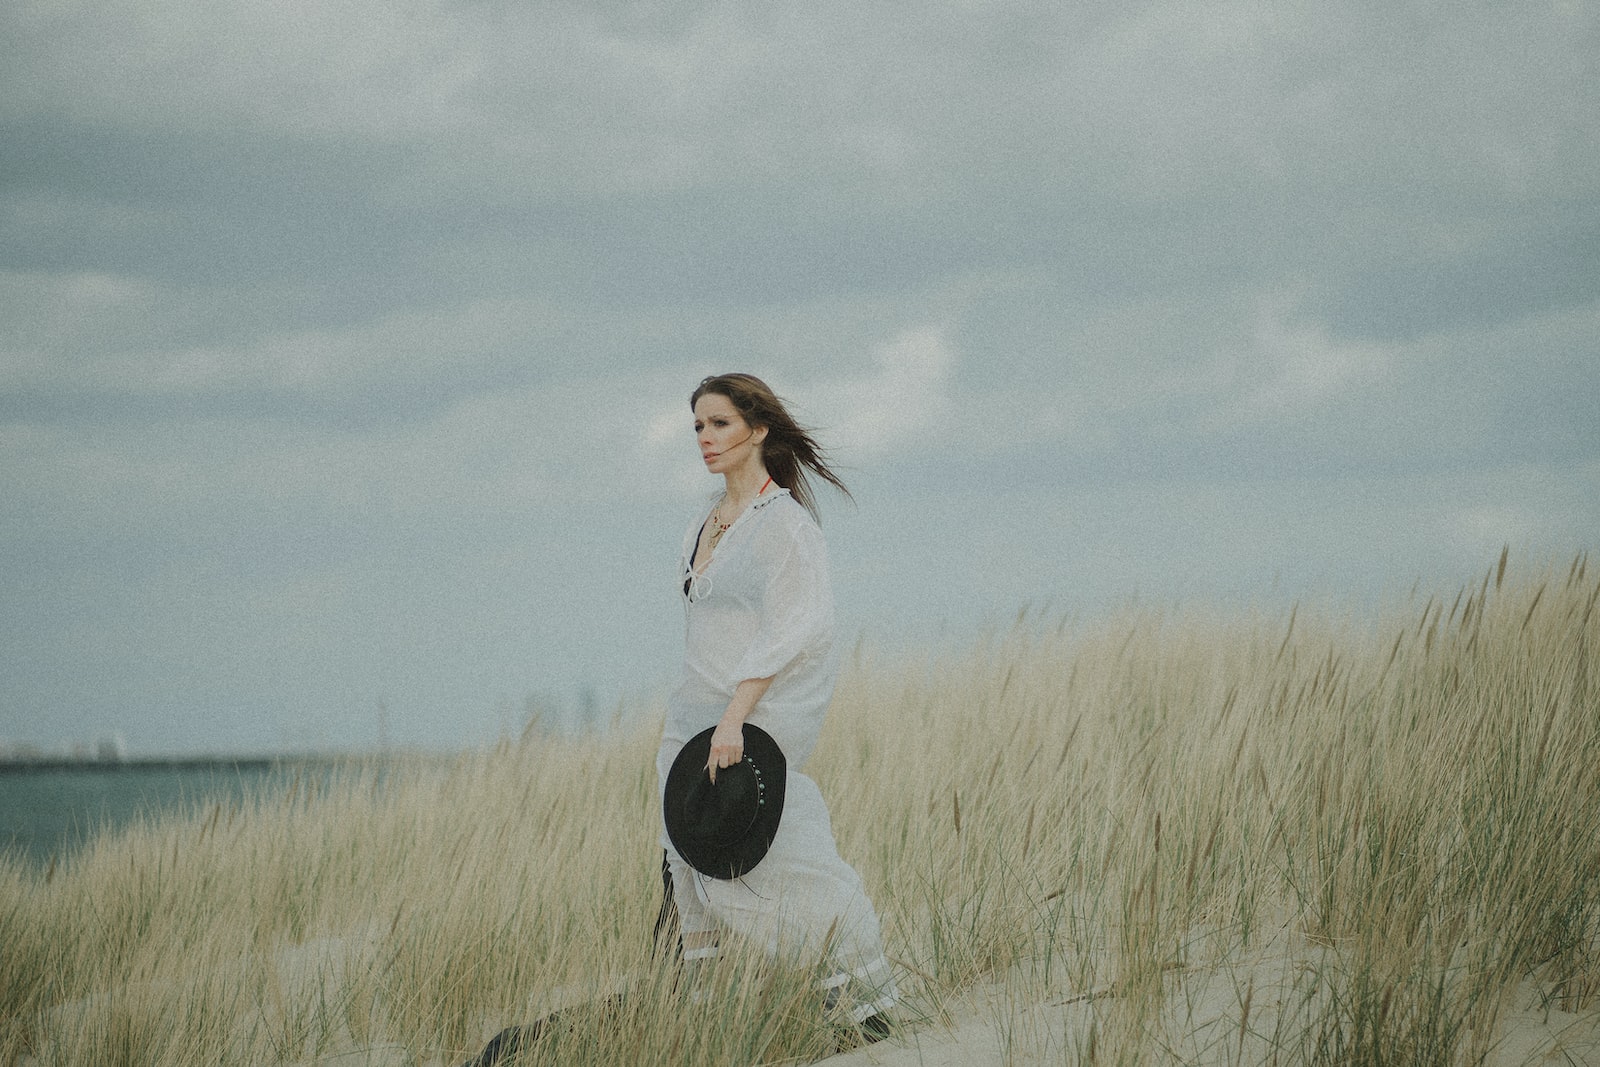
[3,0,1596,756]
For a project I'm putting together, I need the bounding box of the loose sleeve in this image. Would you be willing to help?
[729,517,834,685]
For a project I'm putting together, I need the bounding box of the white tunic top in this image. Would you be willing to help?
[667,488,837,769]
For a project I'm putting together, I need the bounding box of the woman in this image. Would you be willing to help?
[658,373,898,1034]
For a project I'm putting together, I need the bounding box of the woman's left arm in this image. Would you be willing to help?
[706,675,774,781]
[707,518,832,779]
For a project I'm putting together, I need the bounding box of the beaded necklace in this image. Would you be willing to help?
[707,476,774,551]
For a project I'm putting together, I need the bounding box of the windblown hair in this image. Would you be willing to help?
[691,373,851,521]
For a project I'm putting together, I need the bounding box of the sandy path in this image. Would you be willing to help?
[824,960,1600,1067]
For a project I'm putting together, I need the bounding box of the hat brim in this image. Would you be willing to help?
[664,723,787,880]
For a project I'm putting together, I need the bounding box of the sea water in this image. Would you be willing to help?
[0,759,343,869]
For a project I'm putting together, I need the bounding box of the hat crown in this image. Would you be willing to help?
[678,758,765,847]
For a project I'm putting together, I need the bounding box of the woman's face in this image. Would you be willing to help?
[694,393,765,474]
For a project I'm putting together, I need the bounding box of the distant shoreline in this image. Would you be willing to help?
[0,754,350,775]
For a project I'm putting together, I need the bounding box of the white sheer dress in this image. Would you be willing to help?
[657,488,898,1022]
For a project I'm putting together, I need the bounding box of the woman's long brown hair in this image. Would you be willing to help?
[690,373,851,522]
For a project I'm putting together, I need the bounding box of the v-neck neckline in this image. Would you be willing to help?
[689,486,786,578]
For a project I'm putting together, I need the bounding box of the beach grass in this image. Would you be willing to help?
[3,550,1597,1065]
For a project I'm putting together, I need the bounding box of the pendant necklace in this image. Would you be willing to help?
[707,503,733,551]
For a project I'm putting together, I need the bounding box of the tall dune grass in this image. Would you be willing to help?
[3,552,1596,1065]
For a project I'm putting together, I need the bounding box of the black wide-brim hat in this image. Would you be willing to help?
[664,723,787,880]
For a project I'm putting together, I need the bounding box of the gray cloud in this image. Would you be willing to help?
[2,0,1595,753]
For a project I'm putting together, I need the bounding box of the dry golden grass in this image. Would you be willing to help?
[3,550,1597,1065]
